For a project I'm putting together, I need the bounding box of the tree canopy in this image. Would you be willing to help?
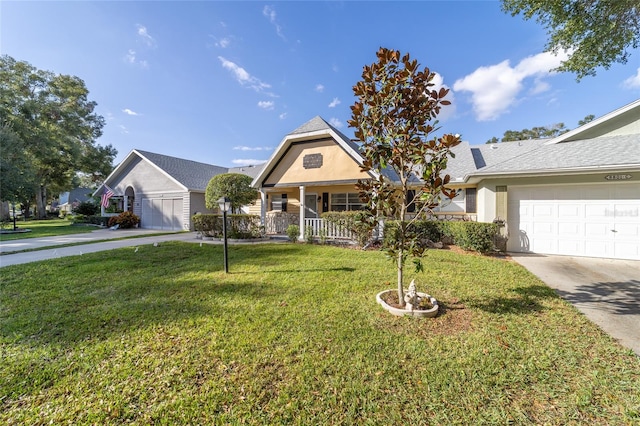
[502,0,640,79]
[348,47,461,307]
[205,173,258,213]
[0,55,116,217]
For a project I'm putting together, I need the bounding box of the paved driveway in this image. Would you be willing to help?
[511,254,640,356]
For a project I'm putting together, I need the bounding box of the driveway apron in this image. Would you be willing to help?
[511,254,640,356]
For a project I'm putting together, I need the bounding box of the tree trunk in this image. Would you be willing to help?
[36,185,47,219]
[397,248,405,307]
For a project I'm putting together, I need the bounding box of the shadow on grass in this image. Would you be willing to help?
[554,280,640,316]
[469,284,557,315]
[0,276,274,347]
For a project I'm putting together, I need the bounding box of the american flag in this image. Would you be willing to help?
[101,185,115,208]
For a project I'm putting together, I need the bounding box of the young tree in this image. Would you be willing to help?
[0,55,116,217]
[348,47,461,307]
[502,0,640,80]
[205,173,258,214]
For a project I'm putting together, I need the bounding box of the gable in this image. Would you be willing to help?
[263,138,368,187]
[109,155,184,194]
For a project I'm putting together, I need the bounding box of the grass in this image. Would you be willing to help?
[1,243,639,424]
[0,219,95,241]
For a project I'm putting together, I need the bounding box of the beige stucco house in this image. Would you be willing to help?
[254,100,640,260]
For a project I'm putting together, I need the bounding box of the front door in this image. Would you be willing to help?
[305,194,318,218]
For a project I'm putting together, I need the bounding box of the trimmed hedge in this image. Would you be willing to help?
[72,215,111,227]
[383,220,499,254]
[193,214,263,239]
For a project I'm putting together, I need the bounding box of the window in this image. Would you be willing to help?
[465,188,477,213]
[271,194,288,212]
[330,193,364,211]
[495,186,507,220]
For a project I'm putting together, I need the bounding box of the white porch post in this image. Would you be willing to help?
[260,189,267,226]
[299,185,305,241]
[123,195,128,212]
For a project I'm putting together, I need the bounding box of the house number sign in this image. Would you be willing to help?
[303,153,323,169]
[604,174,632,181]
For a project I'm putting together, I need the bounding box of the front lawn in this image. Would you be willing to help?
[1,243,638,424]
[0,219,95,241]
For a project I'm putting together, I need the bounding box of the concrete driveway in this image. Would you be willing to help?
[511,254,640,356]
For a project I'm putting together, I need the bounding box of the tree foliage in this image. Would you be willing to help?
[205,173,258,213]
[0,124,36,203]
[348,47,461,306]
[485,114,595,144]
[502,0,640,80]
[0,55,116,217]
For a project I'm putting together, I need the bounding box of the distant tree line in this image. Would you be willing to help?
[485,114,595,144]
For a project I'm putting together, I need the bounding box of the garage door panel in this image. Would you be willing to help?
[558,222,580,236]
[141,197,183,231]
[508,183,639,260]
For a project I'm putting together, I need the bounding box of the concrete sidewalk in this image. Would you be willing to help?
[511,253,640,357]
[0,230,197,268]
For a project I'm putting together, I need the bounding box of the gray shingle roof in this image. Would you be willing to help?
[476,134,640,175]
[228,164,265,179]
[136,150,230,191]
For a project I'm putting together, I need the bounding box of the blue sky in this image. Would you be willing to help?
[3,1,640,168]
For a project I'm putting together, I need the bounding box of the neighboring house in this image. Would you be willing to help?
[94,149,262,231]
[253,100,639,260]
[58,187,94,213]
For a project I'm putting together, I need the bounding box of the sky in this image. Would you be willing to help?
[2,1,640,169]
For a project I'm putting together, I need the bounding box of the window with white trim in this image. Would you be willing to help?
[330,193,364,211]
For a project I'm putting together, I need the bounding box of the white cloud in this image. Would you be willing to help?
[279,112,287,119]
[124,49,148,69]
[329,117,343,128]
[328,97,341,108]
[315,84,325,93]
[137,24,156,47]
[623,67,640,89]
[118,125,129,134]
[429,72,456,121]
[234,146,272,151]
[125,49,136,64]
[233,158,264,166]
[122,108,139,116]
[218,56,273,94]
[258,101,275,110]
[217,37,231,48]
[263,5,285,40]
[453,50,570,121]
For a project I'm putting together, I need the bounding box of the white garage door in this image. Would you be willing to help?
[507,183,640,260]
[141,198,184,231]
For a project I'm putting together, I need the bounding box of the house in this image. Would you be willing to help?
[253,100,639,260]
[95,149,262,231]
[57,187,94,214]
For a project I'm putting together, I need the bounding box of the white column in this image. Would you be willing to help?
[299,185,305,241]
[260,189,267,226]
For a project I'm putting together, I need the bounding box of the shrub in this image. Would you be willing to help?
[192,214,262,239]
[286,225,299,242]
[108,211,140,229]
[72,201,99,216]
[440,221,499,253]
[321,211,375,247]
[305,226,314,244]
[383,220,443,250]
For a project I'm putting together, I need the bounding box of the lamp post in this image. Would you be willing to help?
[218,197,231,273]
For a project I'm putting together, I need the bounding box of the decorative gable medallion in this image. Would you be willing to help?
[303,153,323,169]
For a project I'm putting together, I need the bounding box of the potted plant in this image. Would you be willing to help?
[348,47,461,317]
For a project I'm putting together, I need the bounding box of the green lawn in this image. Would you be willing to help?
[1,243,638,424]
[0,219,95,241]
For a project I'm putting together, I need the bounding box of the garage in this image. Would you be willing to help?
[141,198,184,231]
[507,183,640,260]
